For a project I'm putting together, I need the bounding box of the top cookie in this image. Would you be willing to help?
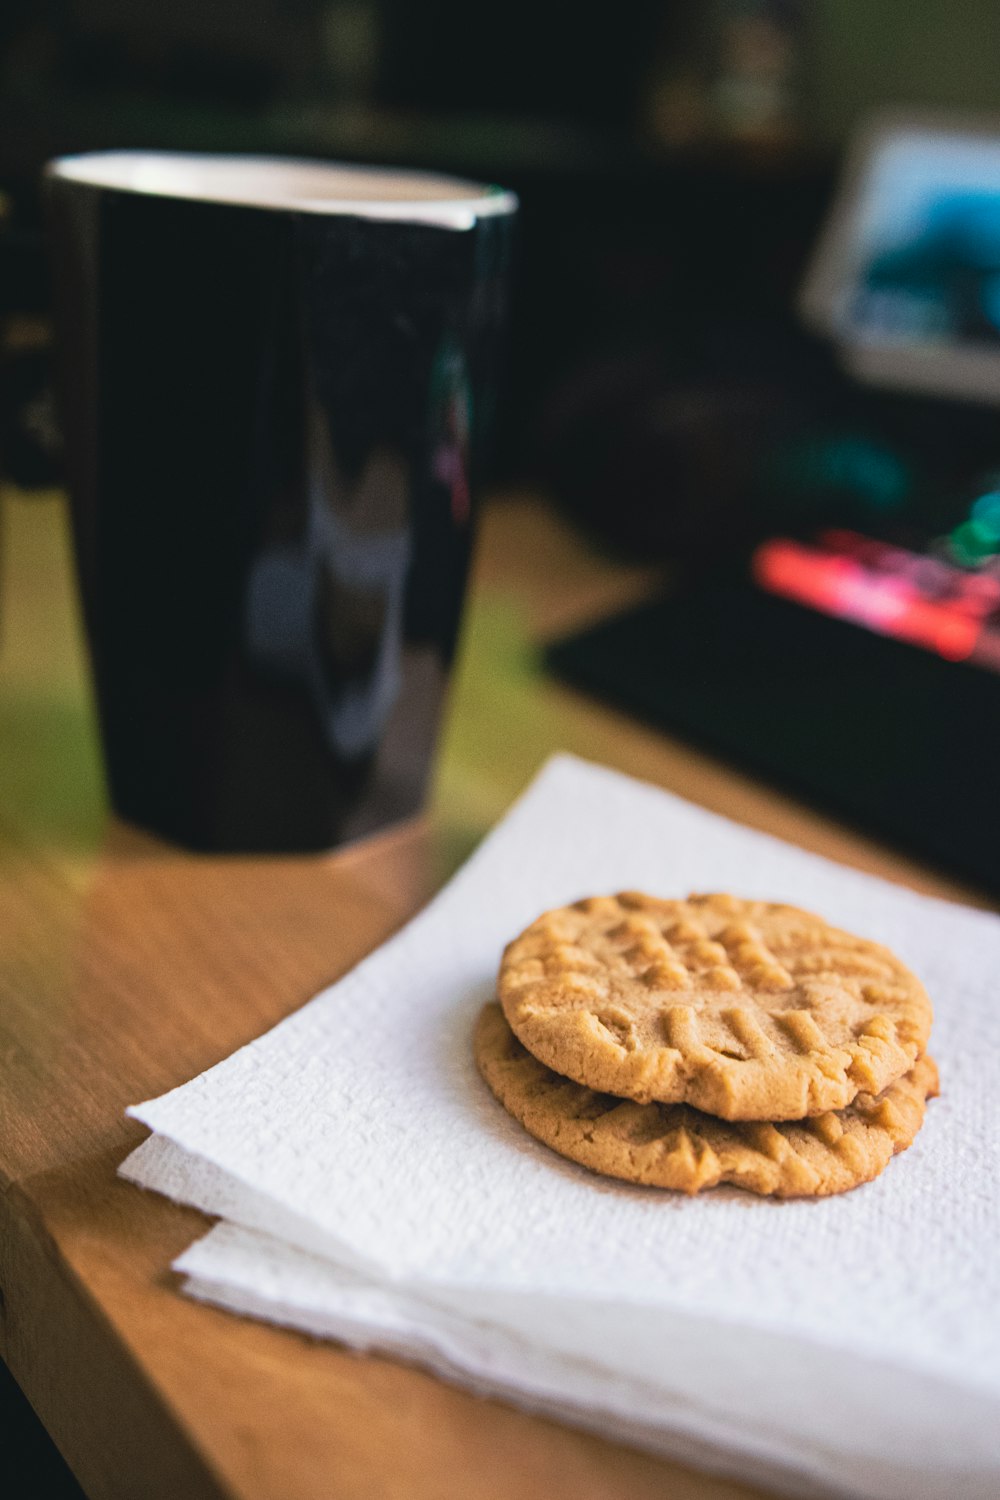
[498,893,933,1120]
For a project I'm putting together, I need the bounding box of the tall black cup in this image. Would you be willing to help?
[46,153,516,852]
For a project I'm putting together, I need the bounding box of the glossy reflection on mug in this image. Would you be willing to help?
[47,152,517,851]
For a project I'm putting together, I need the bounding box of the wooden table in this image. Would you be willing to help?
[0,487,990,1500]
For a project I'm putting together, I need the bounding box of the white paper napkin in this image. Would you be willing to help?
[121,754,1000,1499]
[173,1215,925,1500]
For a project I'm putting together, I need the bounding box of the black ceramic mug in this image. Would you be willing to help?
[45,152,516,852]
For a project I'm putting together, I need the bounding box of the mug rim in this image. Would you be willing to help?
[46,150,518,230]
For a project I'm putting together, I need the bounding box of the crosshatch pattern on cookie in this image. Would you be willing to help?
[475,1003,939,1199]
[498,893,934,1121]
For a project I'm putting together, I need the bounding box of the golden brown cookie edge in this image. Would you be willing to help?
[476,1001,937,1199]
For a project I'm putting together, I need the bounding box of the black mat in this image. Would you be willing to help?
[546,582,1000,895]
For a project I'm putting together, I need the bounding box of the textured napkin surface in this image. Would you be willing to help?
[171,1217,899,1500]
[122,755,1000,1498]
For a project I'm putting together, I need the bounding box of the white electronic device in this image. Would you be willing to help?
[800,111,1000,404]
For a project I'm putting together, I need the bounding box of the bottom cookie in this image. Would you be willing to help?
[475,1002,938,1198]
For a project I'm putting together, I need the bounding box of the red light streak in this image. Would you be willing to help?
[753,538,982,663]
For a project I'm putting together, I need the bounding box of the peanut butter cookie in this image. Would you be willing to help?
[498,893,933,1120]
[476,1002,938,1198]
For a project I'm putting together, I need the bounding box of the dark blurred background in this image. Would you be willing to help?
[4,1,1000,554]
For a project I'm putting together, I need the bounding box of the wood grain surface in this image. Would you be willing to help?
[0,487,991,1500]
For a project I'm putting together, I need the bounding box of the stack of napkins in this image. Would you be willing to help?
[121,756,1000,1500]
